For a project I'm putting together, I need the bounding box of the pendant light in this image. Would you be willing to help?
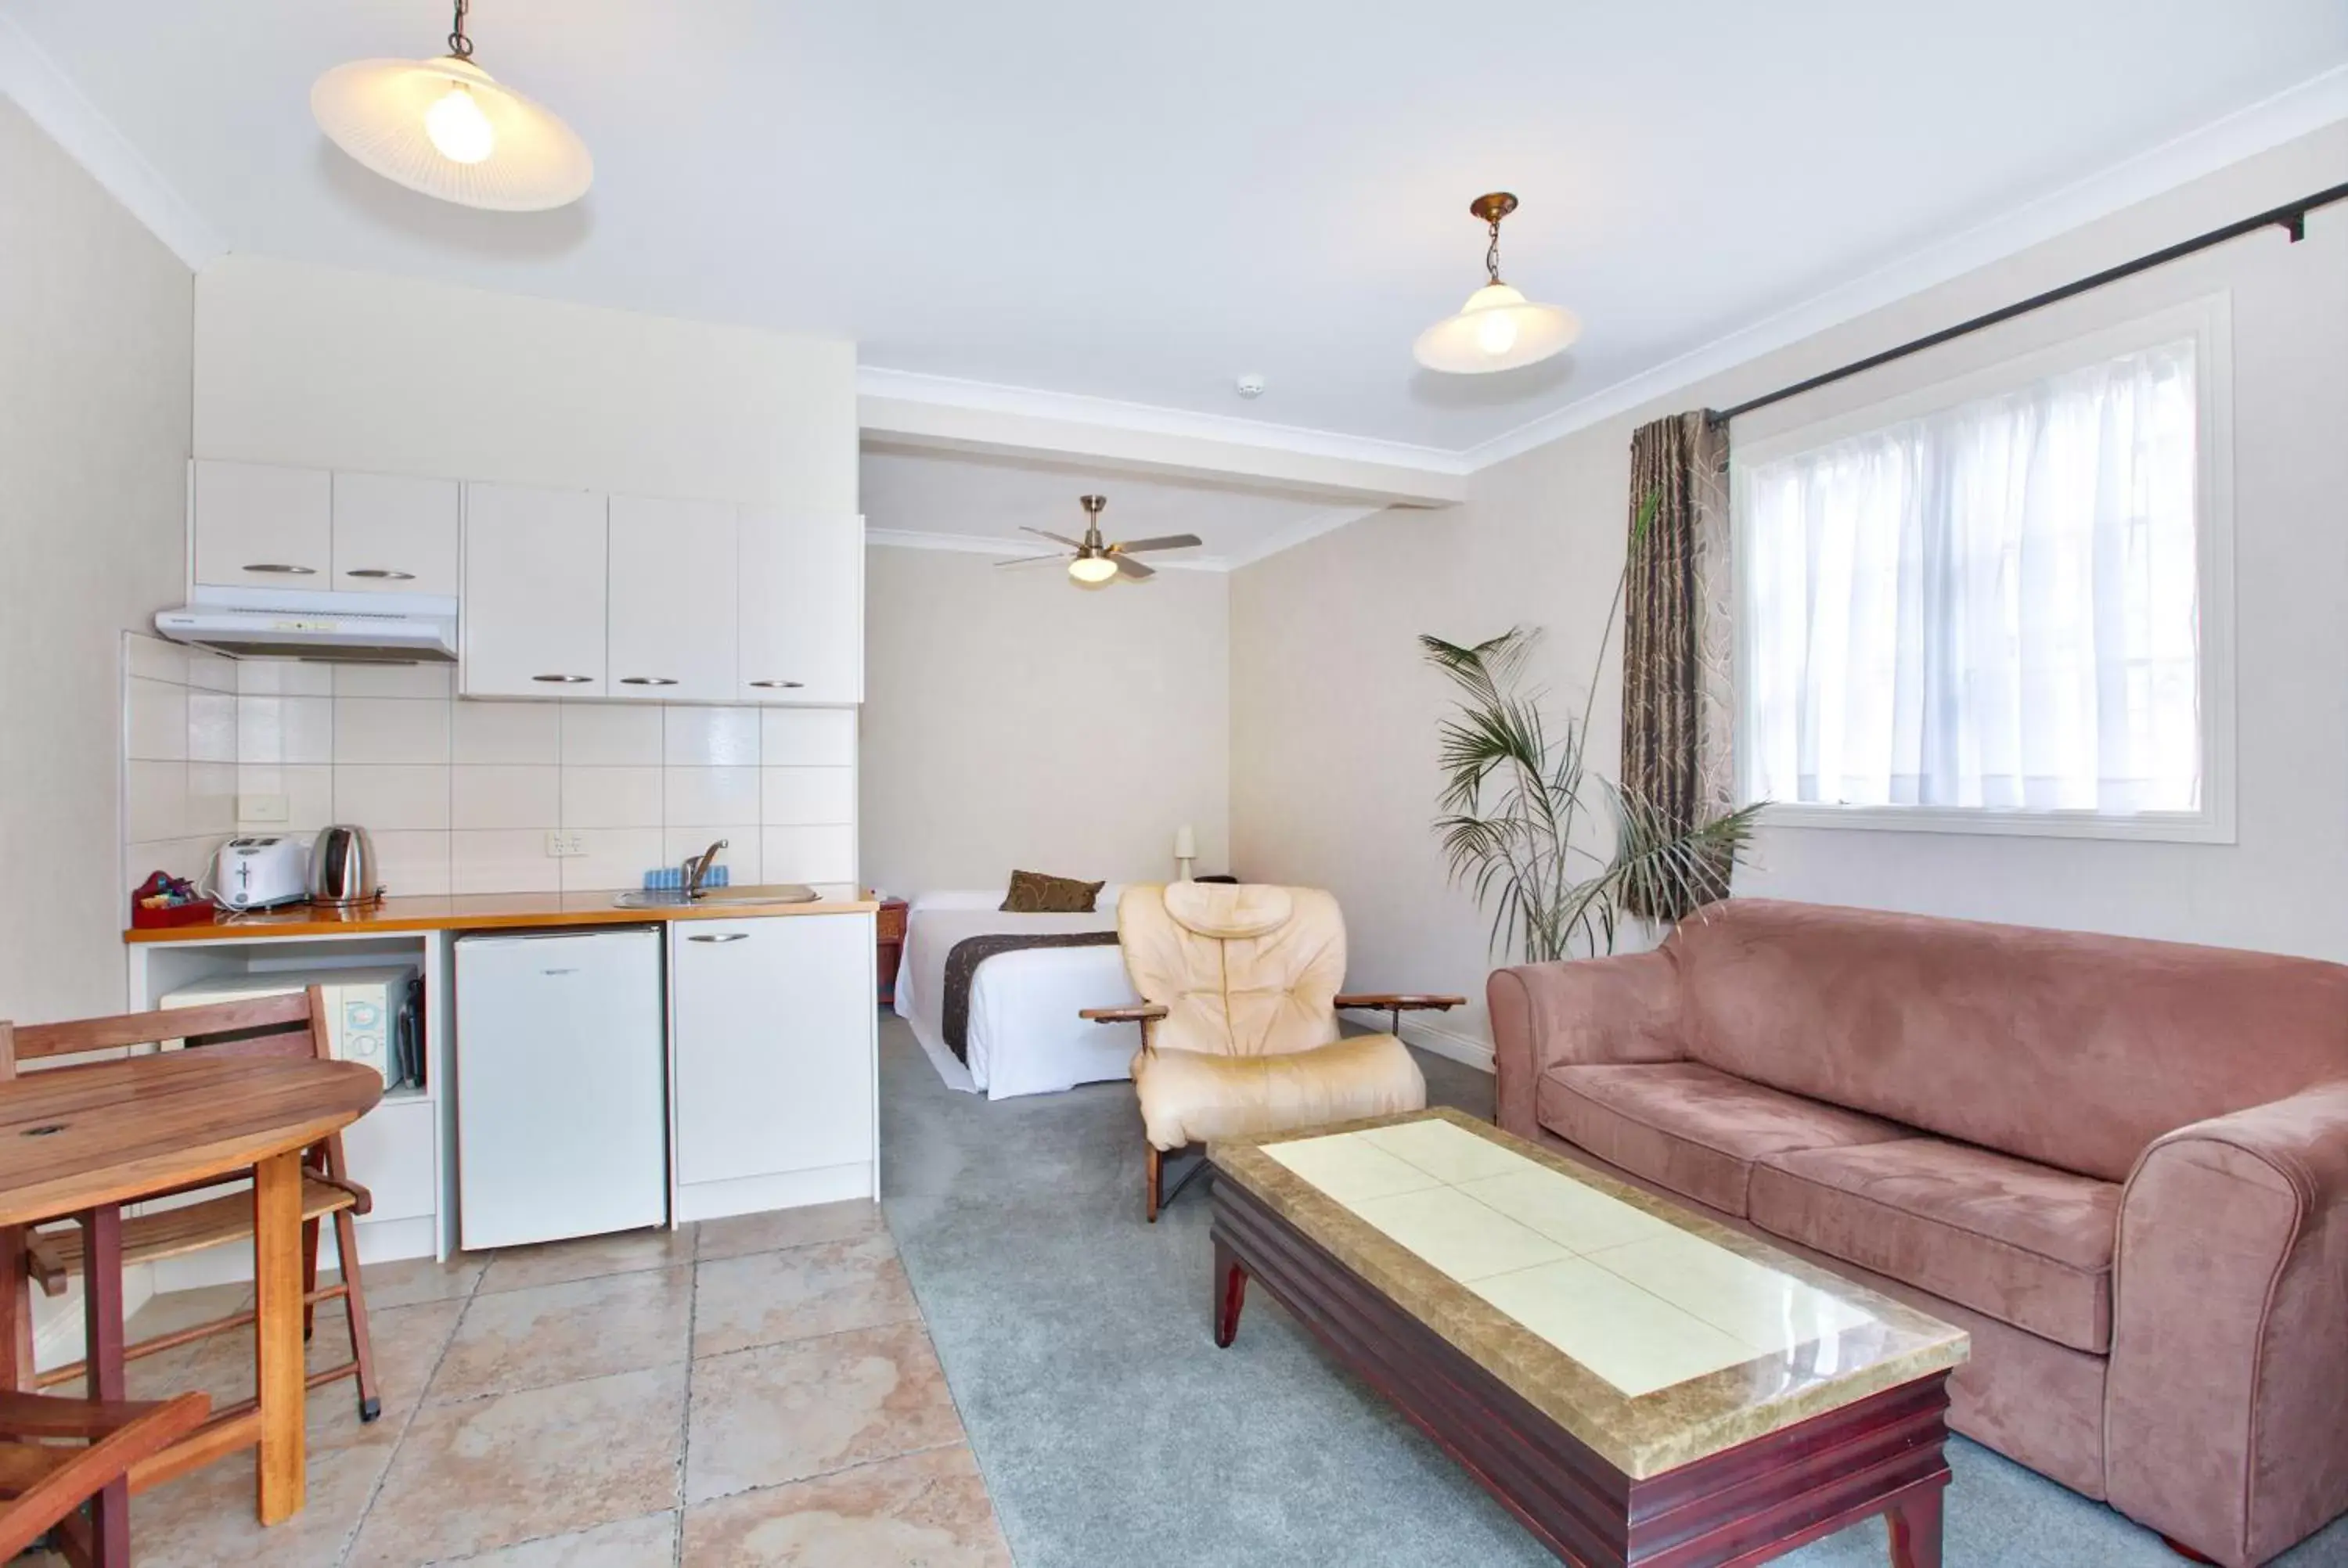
[1413,193,1580,374]
[312,1,592,212]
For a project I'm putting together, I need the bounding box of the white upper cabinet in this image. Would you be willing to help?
[331,472,459,595]
[462,483,609,698]
[193,461,331,588]
[607,496,738,703]
[737,509,863,705]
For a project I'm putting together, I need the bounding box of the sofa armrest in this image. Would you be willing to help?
[1486,951,1684,1140]
[2105,1079,2348,1566]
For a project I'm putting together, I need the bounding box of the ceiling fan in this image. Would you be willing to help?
[999,495,1202,584]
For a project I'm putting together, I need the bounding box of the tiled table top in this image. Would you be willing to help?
[1215,1107,1968,1478]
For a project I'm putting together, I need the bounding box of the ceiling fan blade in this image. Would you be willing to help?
[1111,552,1156,580]
[1109,534,1204,554]
[1021,527,1086,548]
[993,554,1064,568]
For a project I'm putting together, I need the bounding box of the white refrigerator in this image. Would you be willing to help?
[455,927,668,1250]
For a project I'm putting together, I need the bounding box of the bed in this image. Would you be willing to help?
[895,889,1143,1099]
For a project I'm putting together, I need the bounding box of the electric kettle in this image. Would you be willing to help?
[308,823,383,908]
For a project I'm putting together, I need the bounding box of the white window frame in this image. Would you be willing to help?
[1731,294,2235,844]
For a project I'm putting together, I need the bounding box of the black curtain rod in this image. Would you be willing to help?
[1709,178,2348,426]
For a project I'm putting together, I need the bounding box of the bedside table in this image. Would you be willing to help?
[874,897,909,1006]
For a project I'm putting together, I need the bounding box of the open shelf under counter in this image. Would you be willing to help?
[125,925,457,1274]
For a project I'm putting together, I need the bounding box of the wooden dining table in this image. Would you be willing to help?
[0,1050,380,1548]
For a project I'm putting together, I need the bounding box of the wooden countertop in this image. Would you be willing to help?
[126,891,880,944]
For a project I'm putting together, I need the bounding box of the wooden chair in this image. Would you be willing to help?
[0,1388,208,1567]
[0,989,382,1430]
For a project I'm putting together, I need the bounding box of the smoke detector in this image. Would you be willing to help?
[1235,373,1267,400]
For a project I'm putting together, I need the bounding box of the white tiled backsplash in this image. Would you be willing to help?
[124,634,858,898]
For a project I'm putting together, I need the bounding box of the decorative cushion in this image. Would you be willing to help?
[1536,1060,1910,1217]
[1130,1032,1424,1150]
[1749,1138,2119,1354]
[999,869,1104,914]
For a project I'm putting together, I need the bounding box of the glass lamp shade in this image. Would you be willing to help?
[1068,555,1119,585]
[312,56,592,211]
[1413,282,1581,374]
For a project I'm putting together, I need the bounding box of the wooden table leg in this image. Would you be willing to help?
[1212,1235,1247,1347]
[254,1150,306,1525]
[1887,1482,1944,1568]
[81,1205,128,1568]
[0,1226,33,1394]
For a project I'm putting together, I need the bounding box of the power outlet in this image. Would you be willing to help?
[544,830,586,858]
[238,793,291,824]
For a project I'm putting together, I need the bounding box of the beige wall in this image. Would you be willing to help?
[0,100,193,1023]
[1233,123,2348,1055]
[861,546,1228,896]
[194,254,858,512]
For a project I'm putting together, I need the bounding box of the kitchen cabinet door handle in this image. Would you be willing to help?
[748,679,805,689]
[618,677,679,686]
[531,674,594,684]
[686,932,749,943]
[243,563,317,574]
[344,568,417,581]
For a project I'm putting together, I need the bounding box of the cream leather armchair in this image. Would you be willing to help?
[1083,883,1463,1221]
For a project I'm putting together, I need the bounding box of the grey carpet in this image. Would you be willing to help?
[877,1016,2348,1567]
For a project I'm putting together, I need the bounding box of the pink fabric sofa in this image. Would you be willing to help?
[1489,898,2348,1566]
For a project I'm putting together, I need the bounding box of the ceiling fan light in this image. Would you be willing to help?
[311,53,592,211]
[1068,555,1119,585]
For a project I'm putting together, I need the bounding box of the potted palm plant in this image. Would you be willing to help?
[1421,494,1761,962]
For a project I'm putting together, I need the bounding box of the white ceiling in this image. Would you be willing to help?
[11,2,2346,455]
[859,448,1346,567]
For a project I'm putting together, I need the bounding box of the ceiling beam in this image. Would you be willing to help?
[859,369,1466,509]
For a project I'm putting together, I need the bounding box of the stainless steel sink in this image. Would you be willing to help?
[699,883,820,904]
[611,883,821,910]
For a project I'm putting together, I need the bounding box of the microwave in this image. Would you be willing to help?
[157,966,423,1091]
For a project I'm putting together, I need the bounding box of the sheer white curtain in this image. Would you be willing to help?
[1741,340,2200,815]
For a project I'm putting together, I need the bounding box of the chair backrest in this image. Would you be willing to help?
[1115,883,1346,1059]
[0,987,330,1081]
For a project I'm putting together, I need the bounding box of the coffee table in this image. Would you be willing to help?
[1208,1108,1968,1567]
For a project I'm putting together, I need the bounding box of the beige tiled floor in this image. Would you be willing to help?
[1266,1120,1878,1397]
[53,1200,1013,1567]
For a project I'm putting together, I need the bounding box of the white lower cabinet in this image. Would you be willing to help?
[671,912,875,1220]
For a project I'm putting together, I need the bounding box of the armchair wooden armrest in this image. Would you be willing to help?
[1081,1002,1168,1053]
[1338,993,1468,1040]
[1080,1005,1169,1024]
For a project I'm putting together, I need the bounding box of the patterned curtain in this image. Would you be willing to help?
[1620,411,1734,916]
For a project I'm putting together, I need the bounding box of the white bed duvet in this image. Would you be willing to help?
[894,890,1143,1099]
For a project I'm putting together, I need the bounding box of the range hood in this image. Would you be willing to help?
[153,588,457,664]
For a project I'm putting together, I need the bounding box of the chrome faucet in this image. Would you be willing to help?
[682,839,729,899]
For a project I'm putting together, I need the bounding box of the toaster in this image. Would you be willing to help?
[210,835,310,911]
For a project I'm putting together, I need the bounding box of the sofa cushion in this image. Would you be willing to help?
[1749,1138,2119,1354]
[1668,899,2348,1183]
[1536,1061,1910,1217]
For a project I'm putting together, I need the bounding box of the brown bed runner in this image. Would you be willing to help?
[941,931,1123,1061]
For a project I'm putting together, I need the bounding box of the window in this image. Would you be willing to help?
[1734,300,2231,841]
